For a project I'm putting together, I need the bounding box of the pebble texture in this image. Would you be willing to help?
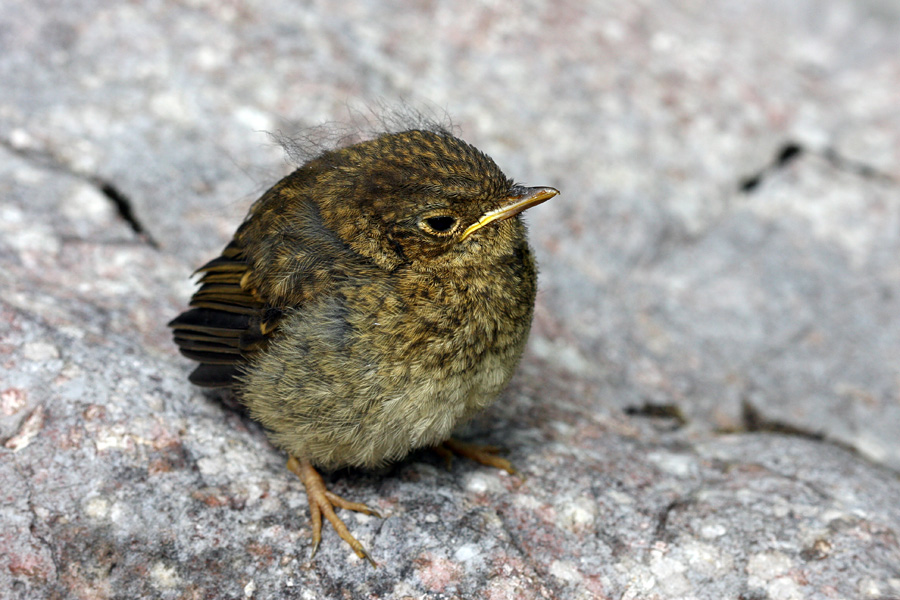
[2,1,900,599]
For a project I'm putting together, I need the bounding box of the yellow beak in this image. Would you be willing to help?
[459,186,559,241]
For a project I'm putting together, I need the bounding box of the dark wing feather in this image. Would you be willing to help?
[169,169,361,388]
[168,241,273,387]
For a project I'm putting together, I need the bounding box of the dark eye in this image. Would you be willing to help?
[422,216,457,234]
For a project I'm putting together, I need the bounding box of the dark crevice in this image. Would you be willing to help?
[775,142,803,167]
[739,142,804,192]
[624,402,688,427]
[714,400,900,478]
[90,176,159,248]
[653,496,694,543]
[738,400,825,440]
[0,138,159,249]
[739,140,897,193]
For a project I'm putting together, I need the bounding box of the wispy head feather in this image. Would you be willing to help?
[272,101,457,167]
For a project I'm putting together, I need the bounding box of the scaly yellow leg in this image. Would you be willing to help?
[438,438,517,475]
[286,456,381,567]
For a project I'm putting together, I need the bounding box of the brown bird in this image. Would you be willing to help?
[169,128,557,565]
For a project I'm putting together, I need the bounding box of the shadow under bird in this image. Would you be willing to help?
[169,128,558,565]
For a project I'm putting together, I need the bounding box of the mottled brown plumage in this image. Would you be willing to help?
[169,128,557,565]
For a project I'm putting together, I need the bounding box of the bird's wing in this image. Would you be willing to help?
[169,177,361,388]
[168,239,268,387]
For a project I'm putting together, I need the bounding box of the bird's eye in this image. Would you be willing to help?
[421,216,457,235]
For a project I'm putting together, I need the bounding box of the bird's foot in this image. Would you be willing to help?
[436,438,517,475]
[286,456,381,567]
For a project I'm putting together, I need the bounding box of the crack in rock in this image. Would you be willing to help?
[0,137,159,248]
[88,176,159,248]
[739,140,897,193]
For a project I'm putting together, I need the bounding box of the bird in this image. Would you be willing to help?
[169,127,558,565]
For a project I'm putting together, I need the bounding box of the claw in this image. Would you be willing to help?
[287,456,380,567]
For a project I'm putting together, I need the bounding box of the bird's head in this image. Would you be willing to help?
[310,130,558,270]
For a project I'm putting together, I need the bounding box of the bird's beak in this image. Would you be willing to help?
[459,186,559,241]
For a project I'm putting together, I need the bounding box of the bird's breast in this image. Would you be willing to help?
[240,243,538,470]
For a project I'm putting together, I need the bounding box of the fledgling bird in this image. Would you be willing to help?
[169,127,558,565]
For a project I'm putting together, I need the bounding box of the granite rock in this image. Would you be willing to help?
[2,1,900,598]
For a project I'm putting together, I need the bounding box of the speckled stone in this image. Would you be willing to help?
[2,0,900,598]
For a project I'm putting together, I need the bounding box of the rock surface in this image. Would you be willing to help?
[2,1,900,599]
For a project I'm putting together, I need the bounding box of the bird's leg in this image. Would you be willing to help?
[437,438,517,475]
[286,456,381,567]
